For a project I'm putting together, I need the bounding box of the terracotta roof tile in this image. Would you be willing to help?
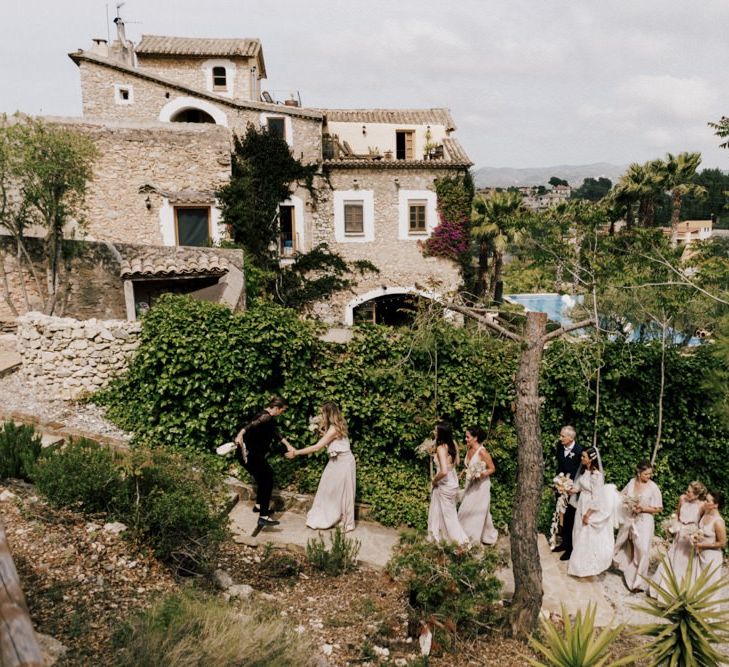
[136,35,260,58]
[323,108,456,131]
[118,247,230,279]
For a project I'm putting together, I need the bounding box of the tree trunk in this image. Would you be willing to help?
[15,237,31,312]
[650,322,667,465]
[509,311,547,638]
[491,251,503,301]
[669,191,681,248]
[0,251,18,316]
[476,239,490,298]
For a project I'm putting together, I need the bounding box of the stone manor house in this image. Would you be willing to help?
[13,20,474,325]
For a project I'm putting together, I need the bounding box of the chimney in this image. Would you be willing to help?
[112,16,135,67]
[90,38,109,58]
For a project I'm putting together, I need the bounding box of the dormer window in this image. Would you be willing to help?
[212,66,227,91]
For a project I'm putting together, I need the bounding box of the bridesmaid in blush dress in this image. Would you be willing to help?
[613,460,663,592]
[695,490,726,613]
[457,425,498,545]
[650,480,706,597]
[427,422,469,546]
[288,402,356,532]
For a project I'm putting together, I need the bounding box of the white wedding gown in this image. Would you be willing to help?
[568,470,615,578]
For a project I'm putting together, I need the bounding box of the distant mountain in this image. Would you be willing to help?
[473,162,627,188]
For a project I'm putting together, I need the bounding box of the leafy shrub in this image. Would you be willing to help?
[113,590,317,666]
[633,553,729,666]
[94,295,729,533]
[0,421,42,481]
[528,603,632,667]
[32,438,124,513]
[387,531,502,642]
[260,543,301,578]
[306,527,361,575]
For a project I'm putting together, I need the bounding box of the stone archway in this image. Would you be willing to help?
[159,97,228,126]
[344,287,442,326]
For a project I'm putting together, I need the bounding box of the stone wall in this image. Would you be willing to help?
[77,61,323,164]
[47,117,231,245]
[0,236,128,322]
[307,167,463,323]
[16,313,140,400]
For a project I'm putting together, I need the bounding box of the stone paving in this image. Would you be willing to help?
[228,495,627,627]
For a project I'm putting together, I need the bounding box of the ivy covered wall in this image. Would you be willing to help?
[96,295,729,531]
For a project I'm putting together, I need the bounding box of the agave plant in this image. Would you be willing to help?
[634,553,729,666]
[528,602,635,667]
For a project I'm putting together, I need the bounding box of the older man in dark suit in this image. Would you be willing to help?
[554,425,582,560]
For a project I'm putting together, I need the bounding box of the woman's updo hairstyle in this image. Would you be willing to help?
[466,425,487,443]
[583,446,599,468]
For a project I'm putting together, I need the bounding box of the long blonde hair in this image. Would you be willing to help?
[320,401,348,438]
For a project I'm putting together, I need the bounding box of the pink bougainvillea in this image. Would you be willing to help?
[422,212,470,261]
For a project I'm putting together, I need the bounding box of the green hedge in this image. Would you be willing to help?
[96,295,729,531]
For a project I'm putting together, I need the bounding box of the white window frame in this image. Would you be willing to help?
[159,97,228,126]
[201,59,236,98]
[259,112,293,147]
[114,83,134,105]
[159,199,224,246]
[334,190,374,243]
[398,190,437,240]
[278,195,304,259]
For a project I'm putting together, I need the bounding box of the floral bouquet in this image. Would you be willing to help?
[622,493,641,515]
[416,437,437,458]
[465,459,486,484]
[684,524,706,545]
[660,513,681,536]
[308,414,323,433]
[553,473,574,495]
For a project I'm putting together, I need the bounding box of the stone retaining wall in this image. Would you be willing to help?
[16,313,140,400]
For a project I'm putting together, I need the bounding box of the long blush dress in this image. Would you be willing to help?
[568,470,615,578]
[458,446,498,545]
[306,437,356,532]
[698,515,725,614]
[650,497,703,597]
[427,450,469,545]
[613,478,662,591]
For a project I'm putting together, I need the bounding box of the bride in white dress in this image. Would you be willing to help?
[567,446,615,578]
[287,402,356,532]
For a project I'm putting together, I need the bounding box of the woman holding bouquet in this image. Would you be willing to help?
[567,447,615,578]
[650,480,706,597]
[427,422,469,545]
[695,490,726,608]
[613,461,663,592]
[287,402,356,532]
[458,426,498,545]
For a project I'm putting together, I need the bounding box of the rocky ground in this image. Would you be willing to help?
[0,347,723,665]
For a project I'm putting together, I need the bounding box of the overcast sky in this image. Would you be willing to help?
[2,0,728,170]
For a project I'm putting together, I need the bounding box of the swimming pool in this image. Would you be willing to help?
[505,293,582,325]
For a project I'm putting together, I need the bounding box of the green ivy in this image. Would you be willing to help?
[96,295,729,531]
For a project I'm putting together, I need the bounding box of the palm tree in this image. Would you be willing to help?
[615,162,663,228]
[654,152,707,246]
[471,190,526,300]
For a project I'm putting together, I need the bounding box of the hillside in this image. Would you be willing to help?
[473,162,626,188]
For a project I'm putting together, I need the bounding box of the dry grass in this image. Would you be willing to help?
[113,590,317,667]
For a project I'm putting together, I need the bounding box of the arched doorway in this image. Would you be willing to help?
[345,287,442,326]
[170,108,215,123]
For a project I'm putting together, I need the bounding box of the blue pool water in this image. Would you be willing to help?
[505,293,582,325]
[505,293,701,345]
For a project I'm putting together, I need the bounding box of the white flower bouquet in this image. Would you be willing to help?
[660,513,680,536]
[465,459,487,484]
[553,473,574,495]
[416,437,436,457]
[622,493,641,515]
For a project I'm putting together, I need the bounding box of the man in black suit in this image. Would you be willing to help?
[554,425,582,560]
[234,396,294,527]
